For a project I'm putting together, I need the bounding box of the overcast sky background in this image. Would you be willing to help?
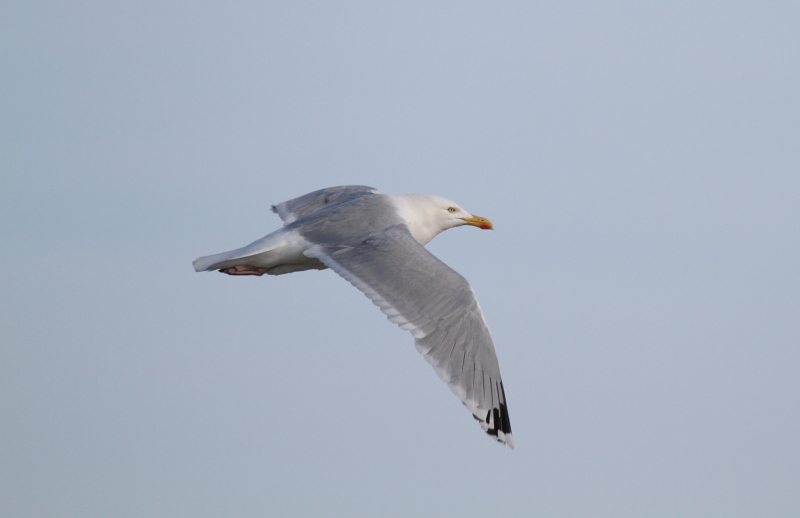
[2,2,799,517]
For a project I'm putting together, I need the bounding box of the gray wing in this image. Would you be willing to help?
[304,224,513,447]
[272,185,378,224]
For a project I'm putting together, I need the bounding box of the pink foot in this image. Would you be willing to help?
[220,265,268,276]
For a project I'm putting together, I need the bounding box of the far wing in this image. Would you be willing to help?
[305,225,513,447]
[272,185,378,224]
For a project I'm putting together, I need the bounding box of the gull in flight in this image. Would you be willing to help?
[194,186,513,447]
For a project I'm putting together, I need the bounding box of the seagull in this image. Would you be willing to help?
[193,185,513,447]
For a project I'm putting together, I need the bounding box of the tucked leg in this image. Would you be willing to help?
[219,264,268,276]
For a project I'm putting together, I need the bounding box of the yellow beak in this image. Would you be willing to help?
[461,215,494,230]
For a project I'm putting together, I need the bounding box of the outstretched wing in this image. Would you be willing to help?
[304,224,513,447]
[272,185,378,224]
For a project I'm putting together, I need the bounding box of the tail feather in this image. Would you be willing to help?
[193,228,289,272]
[193,251,244,272]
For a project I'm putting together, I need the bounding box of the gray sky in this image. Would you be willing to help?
[2,2,799,517]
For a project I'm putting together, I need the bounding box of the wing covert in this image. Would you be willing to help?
[272,186,378,224]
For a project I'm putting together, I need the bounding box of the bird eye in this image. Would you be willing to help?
[447,207,457,213]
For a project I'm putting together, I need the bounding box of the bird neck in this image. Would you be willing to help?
[387,194,446,246]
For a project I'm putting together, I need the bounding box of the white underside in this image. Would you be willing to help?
[192,228,324,275]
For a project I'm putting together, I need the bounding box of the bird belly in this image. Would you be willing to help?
[194,230,327,276]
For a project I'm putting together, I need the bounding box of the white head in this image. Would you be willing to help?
[389,193,493,245]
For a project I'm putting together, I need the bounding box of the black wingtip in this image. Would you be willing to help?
[483,381,513,447]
